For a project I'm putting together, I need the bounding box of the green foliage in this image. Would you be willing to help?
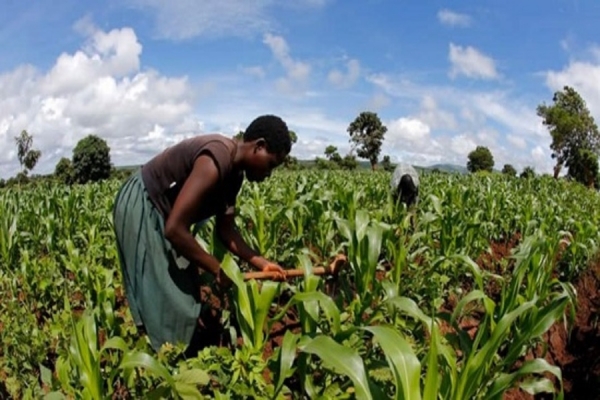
[325,145,342,164]
[348,111,387,170]
[381,155,394,172]
[14,130,42,175]
[501,164,517,177]
[72,135,112,184]
[568,148,599,188]
[521,166,535,179]
[467,146,494,173]
[537,85,600,180]
[54,157,75,185]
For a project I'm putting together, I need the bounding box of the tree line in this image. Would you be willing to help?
[2,85,598,189]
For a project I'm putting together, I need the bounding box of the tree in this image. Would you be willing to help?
[568,148,599,188]
[520,166,535,179]
[72,134,112,184]
[14,130,41,176]
[502,164,517,176]
[54,157,74,185]
[324,145,342,164]
[347,111,387,170]
[339,154,358,170]
[536,85,600,180]
[381,155,394,172]
[289,130,298,144]
[467,146,494,173]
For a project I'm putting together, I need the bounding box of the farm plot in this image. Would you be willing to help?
[1,170,599,399]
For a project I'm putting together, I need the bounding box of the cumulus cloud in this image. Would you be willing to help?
[544,59,600,120]
[263,33,311,93]
[417,96,457,130]
[437,9,471,27]
[449,43,499,80]
[328,58,361,88]
[0,23,203,178]
[365,72,556,173]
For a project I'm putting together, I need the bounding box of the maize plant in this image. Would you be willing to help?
[1,170,600,399]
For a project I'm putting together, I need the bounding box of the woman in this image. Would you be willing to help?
[112,115,291,353]
[391,162,420,207]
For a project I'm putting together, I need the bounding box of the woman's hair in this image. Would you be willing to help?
[243,115,292,155]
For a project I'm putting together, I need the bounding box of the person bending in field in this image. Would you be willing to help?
[391,162,420,208]
[112,114,291,355]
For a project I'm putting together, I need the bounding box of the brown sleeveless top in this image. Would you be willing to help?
[140,134,243,222]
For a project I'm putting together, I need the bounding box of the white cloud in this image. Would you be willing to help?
[449,43,499,80]
[544,59,600,120]
[366,92,391,111]
[242,66,266,79]
[507,134,527,149]
[328,58,361,88]
[0,24,203,178]
[126,0,329,40]
[451,134,477,157]
[417,95,457,130]
[263,33,311,93]
[365,72,556,173]
[437,9,471,27]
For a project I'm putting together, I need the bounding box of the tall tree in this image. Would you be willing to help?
[72,134,112,184]
[14,130,41,175]
[381,155,394,172]
[467,146,494,173]
[520,166,535,179]
[324,145,342,163]
[536,85,600,180]
[347,111,387,170]
[502,164,517,176]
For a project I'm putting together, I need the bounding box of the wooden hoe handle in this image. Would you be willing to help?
[243,254,347,281]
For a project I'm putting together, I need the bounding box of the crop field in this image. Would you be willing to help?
[1,170,600,399]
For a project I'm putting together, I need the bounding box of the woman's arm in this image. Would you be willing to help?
[216,214,270,270]
[216,214,287,280]
[164,154,224,278]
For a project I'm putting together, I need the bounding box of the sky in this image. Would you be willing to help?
[1,0,600,179]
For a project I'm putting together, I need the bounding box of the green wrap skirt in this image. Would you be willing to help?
[112,169,205,352]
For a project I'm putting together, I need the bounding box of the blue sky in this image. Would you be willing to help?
[1,0,600,178]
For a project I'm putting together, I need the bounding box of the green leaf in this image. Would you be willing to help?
[363,325,422,400]
[43,392,67,400]
[300,335,373,400]
[273,331,300,398]
[39,363,53,387]
[174,369,211,386]
[422,324,440,400]
[119,351,174,386]
[174,382,204,400]
[486,358,562,399]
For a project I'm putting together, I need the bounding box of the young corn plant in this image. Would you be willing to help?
[52,300,210,400]
[220,254,281,352]
[336,209,390,321]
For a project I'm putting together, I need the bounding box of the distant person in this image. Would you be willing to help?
[390,162,420,208]
[112,115,291,355]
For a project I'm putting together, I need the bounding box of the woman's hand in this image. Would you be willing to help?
[262,262,287,281]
